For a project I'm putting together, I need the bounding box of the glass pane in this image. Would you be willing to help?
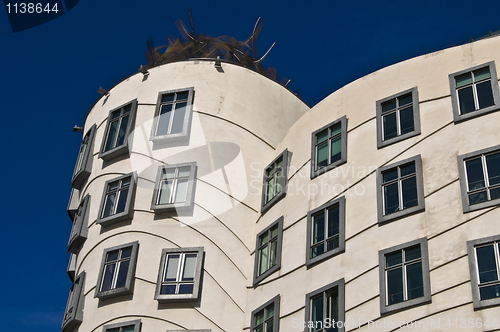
[176,91,189,101]
[116,115,129,147]
[382,99,397,113]
[404,246,421,261]
[254,309,264,325]
[259,245,269,275]
[108,180,120,192]
[158,180,173,205]
[266,303,275,318]
[107,250,119,262]
[160,284,176,294]
[479,284,500,301]
[313,212,325,244]
[122,326,135,332]
[265,320,274,332]
[122,105,131,115]
[486,153,500,186]
[171,102,187,134]
[400,163,416,177]
[260,231,269,246]
[316,129,328,144]
[111,109,121,119]
[275,156,283,169]
[177,166,191,178]
[466,158,485,190]
[115,260,130,288]
[330,123,341,137]
[108,328,120,332]
[312,244,324,258]
[469,191,488,205]
[383,168,398,183]
[121,177,131,187]
[254,325,264,332]
[398,93,412,106]
[115,188,129,214]
[387,268,404,305]
[276,171,283,194]
[330,136,342,163]
[269,240,277,267]
[311,295,324,331]
[270,225,279,239]
[458,86,476,114]
[327,237,339,251]
[103,193,116,217]
[327,206,339,238]
[477,81,495,109]
[121,247,132,259]
[399,106,415,135]
[101,264,116,291]
[165,255,180,281]
[178,283,194,294]
[490,187,500,200]
[105,120,119,151]
[476,245,498,283]
[402,176,418,209]
[316,142,328,169]
[456,72,473,87]
[384,183,400,215]
[474,67,491,81]
[406,262,424,300]
[266,177,275,203]
[157,104,173,136]
[161,93,175,103]
[174,178,189,203]
[162,168,176,179]
[328,289,339,321]
[383,112,397,140]
[386,251,402,267]
[182,254,197,281]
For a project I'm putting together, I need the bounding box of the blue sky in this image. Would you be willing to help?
[0,0,499,331]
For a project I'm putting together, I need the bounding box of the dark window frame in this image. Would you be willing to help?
[304,278,345,332]
[67,253,76,282]
[67,194,90,254]
[67,188,80,221]
[250,295,280,332]
[97,172,137,227]
[62,271,85,332]
[102,319,141,332]
[261,149,291,213]
[71,124,96,189]
[253,217,284,285]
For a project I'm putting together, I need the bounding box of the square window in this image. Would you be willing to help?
[253,217,283,285]
[67,253,76,282]
[102,319,141,332]
[306,196,345,267]
[151,162,197,213]
[449,62,500,123]
[99,99,138,162]
[457,144,500,213]
[151,87,194,143]
[250,295,280,332]
[261,149,291,213]
[376,87,421,149]
[67,194,90,254]
[62,271,85,332]
[71,124,96,189]
[311,116,347,178]
[304,278,345,332]
[67,187,80,221]
[95,241,139,300]
[376,155,425,224]
[155,247,204,302]
[379,238,431,314]
[97,172,136,227]
[467,235,500,310]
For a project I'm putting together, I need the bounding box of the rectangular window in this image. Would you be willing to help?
[311,116,347,178]
[151,162,197,213]
[449,62,500,123]
[62,271,85,332]
[95,241,139,300]
[467,235,500,309]
[250,295,280,332]
[376,87,421,148]
[155,247,204,302]
[253,217,283,285]
[67,194,90,254]
[458,145,500,213]
[67,187,80,221]
[306,197,345,267]
[97,172,136,227]
[67,253,76,282]
[304,279,345,332]
[151,87,194,143]
[379,238,431,314]
[71,124,96,189]
[99,99,137,161]
[261,149,291,213]
[102,319,141,332]
[376,155,425,224]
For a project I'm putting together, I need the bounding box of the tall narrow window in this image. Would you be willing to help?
[261,150,291,213]
[67,194,90,254]
[253,217,283,285]
[304,279,345,332]
[99,99,137,161]
[62,272,85,332]
[155,247,204,302]
[449,62,500,123]
[311,116,347,178]
[97,172,136,226]
[71,124,96,189]
[250,295,280,332]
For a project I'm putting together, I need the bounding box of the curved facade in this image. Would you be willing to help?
[64,34,500,332]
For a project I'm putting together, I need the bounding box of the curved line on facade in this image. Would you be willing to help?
[345,294,379,313]
[424,178,459,198]
[84,285,96,297]
[431,279,470,297]
[279,305,305,319]
[203,270,245,313]
[429,254,467,273]
[89,315,187,332]
[420,94,451,104]
[194,110,276,149]
[347,116,376,133]
[249,264,305,288]
[345,265,379,286]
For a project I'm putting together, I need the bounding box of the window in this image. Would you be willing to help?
[62,271,85,332]
[467,234,500,310]
[253,217,283,285]
[99,99,137,161]
[97,172,136,227]
[376,155,425,224]
[155,247,204,302]
[306,196,345,267]
[304,279,345,332]
[250,295,280,332]
[71,124,96,189]
[67,194,90,254]
[102,319,141,332]
[379,238,431,314]
[151,87,194,143]
[67,253,76,282]
[376,87,421,148]
[449,62,500,123]
[261,149,291,213]
[67,187,80,221]
[457,145,500,213]
[311,116,347,178]
[151,162,197,213]
[167,330,211,332]
[95,241,139,300]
